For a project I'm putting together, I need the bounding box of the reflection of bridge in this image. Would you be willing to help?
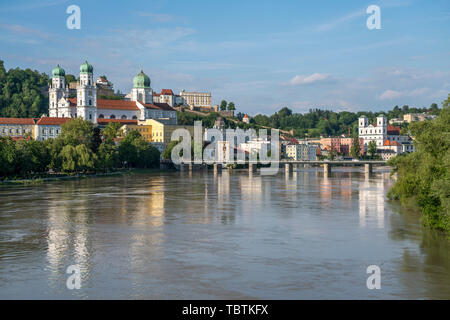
[164,159,388,175]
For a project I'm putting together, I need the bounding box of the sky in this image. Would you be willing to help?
[0,0,449,115]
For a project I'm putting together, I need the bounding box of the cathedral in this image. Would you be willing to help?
[48,61,177,125]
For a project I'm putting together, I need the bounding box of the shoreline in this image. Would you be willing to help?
[0,168,173,185]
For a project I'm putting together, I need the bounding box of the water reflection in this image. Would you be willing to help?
[0,169,448,299]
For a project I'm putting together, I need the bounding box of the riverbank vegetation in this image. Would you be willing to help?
[0,119,160,180]
[388,95,450,234]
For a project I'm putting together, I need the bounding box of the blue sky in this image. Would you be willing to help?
[0,0,449,115]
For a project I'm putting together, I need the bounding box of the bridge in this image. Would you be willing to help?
[163,159,388,175]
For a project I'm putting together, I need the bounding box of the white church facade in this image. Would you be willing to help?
[48,61,177,125]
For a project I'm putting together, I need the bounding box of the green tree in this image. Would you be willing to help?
[97,140,119,171]
[350,134,361,159]
[388,95,450,233]
[367,140,378,159]
[102,122,122,142]
[60,144,97,173]
[227,102,235,111]
[220,100,227,111]
[0,137,17,176]
[58,118,94,147]
[118,130,160,168]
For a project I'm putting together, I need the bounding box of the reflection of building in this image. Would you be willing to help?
[359,173,388,228]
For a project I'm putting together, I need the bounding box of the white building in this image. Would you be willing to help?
[179,90,212,110]
[285,144,317,161]
[358,115,414,155]
[48,62,177,125]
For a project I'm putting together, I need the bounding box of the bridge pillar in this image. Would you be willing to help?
[249,163,257,173]
[365,163,373,175]
[285,163,293,174]
[324,163,331,176]
[213,163,222,174]
[188,162,194,171]
[179,163,187,172]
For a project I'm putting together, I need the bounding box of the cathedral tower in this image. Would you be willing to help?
[131,70,153,104]
[76,61,97,122]
[49,65,68,117]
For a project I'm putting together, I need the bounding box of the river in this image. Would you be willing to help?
[0,168,449,299]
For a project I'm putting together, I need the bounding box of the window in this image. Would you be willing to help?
[110,115,116,119]
[121,115,127,120]
[98,114,104,119]
[89,114,92,120]
[132,115,137,120]
[89,100,92,106]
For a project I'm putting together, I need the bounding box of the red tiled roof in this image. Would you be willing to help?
[98,99,139,110]
[68,98,139,110]
[160,89,174,95]
[143,103,175,111]
[36,117,72,125]
[383,139,401,147]
[243,114,249,118]
[97,119,138,125]
[68,98,77,107]
[0,117,36,125]
[387,125,400,135]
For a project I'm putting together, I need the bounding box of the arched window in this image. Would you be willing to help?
[89,99,92,106]
[132,115,137,120]
[110,115,116,119]
[98,114,104,119]
[121,115,127,120]
[138,93,143,101]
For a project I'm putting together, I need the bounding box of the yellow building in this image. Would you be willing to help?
[120,124,152,142]
[138,119,195,153]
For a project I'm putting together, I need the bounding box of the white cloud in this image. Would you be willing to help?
[379,90,403,100]
[288,73,332,85]
[379,88,431,100]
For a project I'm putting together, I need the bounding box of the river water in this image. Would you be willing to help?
[0,168,449,299]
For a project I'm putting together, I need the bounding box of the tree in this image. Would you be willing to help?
[97,140,119,171]
[60,144,96,173]
[227,102,235,111]
[118,130,160,168]
[0,137,17,176]
[58,118,94,147]
[367,140,377,158]
[350,134,361,159]
[102,122,122,142]
[65,74,76,84]
[327,146,337,160]
[0,61,49,118]
[220,100,227,111]
[388,95,450,233]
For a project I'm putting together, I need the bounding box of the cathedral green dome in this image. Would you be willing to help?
[52,65,65,77]
[133,70,151,88]
[80,61,93,74]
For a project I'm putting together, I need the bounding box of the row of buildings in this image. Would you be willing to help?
[389,112,437,125]
[0,62,206,153]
